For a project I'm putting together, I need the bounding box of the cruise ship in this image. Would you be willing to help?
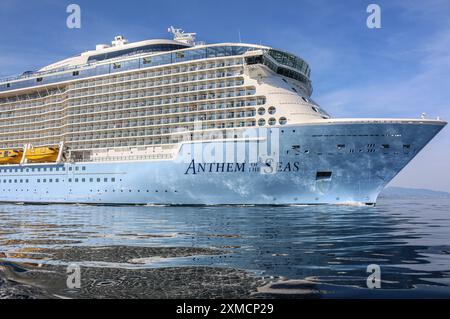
[0,27,446,205]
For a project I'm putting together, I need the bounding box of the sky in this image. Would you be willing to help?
[0,0,449,191]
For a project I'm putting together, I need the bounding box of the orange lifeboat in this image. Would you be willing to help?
[25,146,59,163]
[0,149,23,164]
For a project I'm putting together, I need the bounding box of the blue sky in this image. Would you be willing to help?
[0,0,449,191]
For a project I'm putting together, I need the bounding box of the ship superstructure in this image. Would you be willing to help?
[0,28,445,205]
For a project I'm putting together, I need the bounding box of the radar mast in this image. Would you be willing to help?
[168,26,197,45]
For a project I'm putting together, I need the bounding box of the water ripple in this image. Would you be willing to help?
[1,197,450,297]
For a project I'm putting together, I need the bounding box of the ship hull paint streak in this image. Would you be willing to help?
[0,122,445,205]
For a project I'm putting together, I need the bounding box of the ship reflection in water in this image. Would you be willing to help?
[1,193,450,298]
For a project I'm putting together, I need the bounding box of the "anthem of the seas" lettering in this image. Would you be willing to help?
[184,160,300,175]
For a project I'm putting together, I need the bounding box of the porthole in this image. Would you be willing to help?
[258,118,266,126]
[279,117,287,125]
[258,107,265,115]
[312,106,319,113]
[302,96,309,103]
[268,118,276,125]
[268,106,276,115]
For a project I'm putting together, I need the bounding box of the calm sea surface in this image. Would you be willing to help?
[1,195,450,298]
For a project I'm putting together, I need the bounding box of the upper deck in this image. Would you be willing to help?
[0,35,312,96]
[40,38,191,72]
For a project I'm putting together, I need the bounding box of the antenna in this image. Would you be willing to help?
[168,26,197,45]
[238,29,242,43]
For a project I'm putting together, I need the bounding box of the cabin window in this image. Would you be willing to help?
[6,83,10,88]
[143,57,151,64]
[258,107,265,115]
[36,77,43,82]
[268,118,276,125]
[381,144,390,149]
[73,71,79,76]
[258,118,266,126]
[337,144,345,149]
[302,96,309,103]
[113,63,121,69]
[279,117,287,125]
